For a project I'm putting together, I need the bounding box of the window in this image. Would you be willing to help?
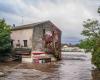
[18,40,20,43]
[16,40,20,47]
[23,40,27,47]
[11,40,14,47]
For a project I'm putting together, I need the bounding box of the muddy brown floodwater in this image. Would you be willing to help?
[0,52,100,80]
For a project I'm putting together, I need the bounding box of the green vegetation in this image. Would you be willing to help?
[80,7,100,69]
[0,19,11,61]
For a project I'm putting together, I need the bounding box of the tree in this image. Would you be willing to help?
[79,38,95,52]
[80,17,100,68]
[98,6,100,13]
[0,19,11,58]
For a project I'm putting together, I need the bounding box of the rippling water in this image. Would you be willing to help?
[1,52,100,80]
[57,52,92,80]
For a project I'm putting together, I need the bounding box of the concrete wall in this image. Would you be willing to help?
[22,57,32,63]
[11,28,33,48]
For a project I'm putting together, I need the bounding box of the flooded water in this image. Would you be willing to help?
[57,52,92,80]
[0,52,100,80]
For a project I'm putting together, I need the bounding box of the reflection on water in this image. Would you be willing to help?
[1,52,100,80]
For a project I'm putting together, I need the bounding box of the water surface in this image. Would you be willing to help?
[1,52,100,80]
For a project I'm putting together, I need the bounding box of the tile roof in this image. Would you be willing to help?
[12,20,50,30]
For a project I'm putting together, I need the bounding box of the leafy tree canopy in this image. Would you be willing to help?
[80,7,100,69]
[80,19,100,52]
[0,19,11,53]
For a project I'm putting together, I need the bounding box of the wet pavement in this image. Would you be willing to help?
[0,52,99,80]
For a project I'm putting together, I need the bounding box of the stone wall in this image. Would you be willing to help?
[32,22,61,60]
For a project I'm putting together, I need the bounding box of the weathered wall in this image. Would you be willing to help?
[33,22,61,60]
[32,23,52,51]
[48,22,62,60]
[11,28,33,48]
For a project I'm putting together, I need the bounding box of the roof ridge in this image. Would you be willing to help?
[12,20,50,30]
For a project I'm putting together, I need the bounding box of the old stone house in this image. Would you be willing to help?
[11,20,61,63]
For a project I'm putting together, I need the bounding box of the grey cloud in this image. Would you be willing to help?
[0,1,21,15]
[0,0,100,44]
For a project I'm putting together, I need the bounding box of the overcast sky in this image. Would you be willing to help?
[0,0,100,44]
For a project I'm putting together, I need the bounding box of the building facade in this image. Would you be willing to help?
[11,21,61,63]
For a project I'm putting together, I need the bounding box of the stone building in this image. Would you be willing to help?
[11,21,61,63]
